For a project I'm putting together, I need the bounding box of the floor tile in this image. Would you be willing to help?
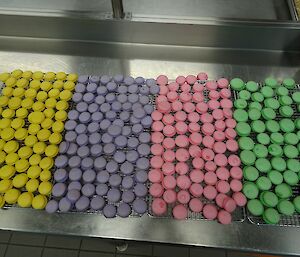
[190,246,226,257]
[81,238,116,253]
[79,251,114,257]
[0,244,7,257]
[11,232,45,246]
[153,244,189,257]
[43,248,78,257]
[0,230,11,243]
[116,241,152,256]
[227,251,278,257]
[5,245,42,257]
[45,235,81,249]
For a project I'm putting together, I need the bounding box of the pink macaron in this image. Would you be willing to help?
[188,112,200,123]
[208,100,220,110]
[220,99,233,109]
[163,125,176,137]
[176,76,186,85]
[215,193,229,208]
[167,91,178,102]
[175,148,190,162]
[183,102,195,113]
[213,142,226,154]
[220,88,231,98]
[218,210,232,225]
[149,183,164,198]
[181,83,191,92]
[216,180,230,194]
[162,137,175,149]
[232,192,247,207]
[157,101,171,114]
[175,162,189,175]
[202,123,215,136]
[192,157,204,169]
[189,132,202,145]
[189,169,204,183]
[152,121,164,132]
[171,101,183,112]
[192,92,204,103]
[193,82,205,92]
[203,204,218,220]
[230,179,243,192]
[200,113,213,123]
[162,161,175,175]
[162,175,176,190]
[189,198,203,213]
[213,131,226,142]
[168,82,179,91]
[162,114,175,125]
[175,111,187,122]
[151,144,164,156]
[225,118,237,129]
[173,204,188,220]
[204,161,217,172]
[223,108,233,118]
[175,135,189,148]
[177,175,192,190]
[197,72,208,80]
[151,132,164,144]
[201,148,215,161]
[216,167,230,181]
[152,198,167,216]
[227,155,241,167]
[177,190,191,204]
[179,92,192,103]
[156,95,168,103]
[148,169,163,183]
[202,136,215,149]
[156,75,168,86]
[206,81,218,90]
[226,139,239,152]
[217,78,229,89]
[189,183,203,197]
[163,190,177,204]
[208,90,220,100]
[196,102,208,114]
[159,86,169,96]
[215,120,226,131]
[225,128,237,140]
[151,110,163,121]
[214,153,228,167]
[150,156,164,169]
[203,185,217,200]
[212,109,224,120]
[186,75,197,85]
[189,145,201,158]
[188,122,200,133]
[204,171,217,185]
[223,197,237,213]
[230,167,243,180]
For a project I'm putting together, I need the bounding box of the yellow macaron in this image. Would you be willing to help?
[51,121,64,133]
[15,159,30,173]
[39,169,51,181]
[29,80,41,90]
[21,98,34,109]
[4,188,20,204]
[14,128,28,140]
[33,142,46,154]
[0,165,15,179]
[56,100,69,111]
[32,71,44,80]
[48,133,62,145]
[24,135,38,147]
[12,173,28,188]
[27,165,42,179]
[56,72,67,80]
[28,112,45,124]
[15,108,28,119]
[32,194,47,209]
[18,146,32,159]
[25,178,39,192]
[17,192,33,208]
[66,73,78,82]
[38,181,52,195]
[45,144,59,158]
[22,71,32,80]
[5,153,19,165]
[44,72,56,81]
[28,124,40,135]
[29,154,41,166]
[39,157,53,170]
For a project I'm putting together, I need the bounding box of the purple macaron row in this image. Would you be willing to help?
[46,75,157,217]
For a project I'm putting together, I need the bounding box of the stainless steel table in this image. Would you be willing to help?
[0,6,300,256]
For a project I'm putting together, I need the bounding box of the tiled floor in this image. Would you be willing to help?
[0,230,286,257]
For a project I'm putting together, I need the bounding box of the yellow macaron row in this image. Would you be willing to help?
[0,70,77,209]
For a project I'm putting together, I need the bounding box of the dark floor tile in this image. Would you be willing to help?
[10,232,45,246]
[190,246,226,257]
[45,235,81,249]
[153,244,189,257]
[81,238,115,253]
[116,241,152,256]
[79,251,114,257]
[0,244,7,257]
[0,230,11,243]
[5,245,42,257]
[43,248,78,257]
[227,251,279,257]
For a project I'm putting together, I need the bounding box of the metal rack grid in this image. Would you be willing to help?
[232,83,300,227]
[148,79,246,222]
